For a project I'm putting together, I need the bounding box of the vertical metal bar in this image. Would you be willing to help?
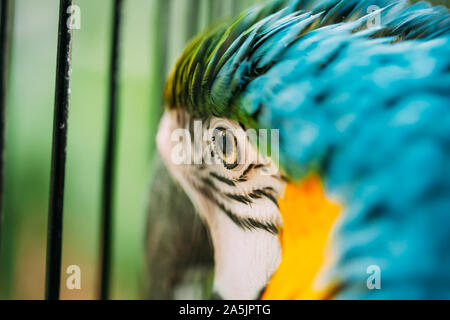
[0,0,12,265]
[0,1,15,299]
[45,0,74,300]
[99,0,124,300]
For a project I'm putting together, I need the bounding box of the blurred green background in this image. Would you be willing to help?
[0,0,447,300]
[0,0,264,300]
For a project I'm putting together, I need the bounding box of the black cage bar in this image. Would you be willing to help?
[99,0,124,300]
[0,0,13,264]
[45,0,74,300]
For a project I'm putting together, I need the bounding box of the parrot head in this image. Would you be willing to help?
[156,0,450,300]
[157,109,285,299]
[156,0,364,299]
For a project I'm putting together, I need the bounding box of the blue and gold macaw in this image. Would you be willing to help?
[156,0,450,299]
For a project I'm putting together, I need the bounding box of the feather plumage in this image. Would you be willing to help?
[163,0,450,299]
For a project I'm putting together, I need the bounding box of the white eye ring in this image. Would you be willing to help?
[212,127,238,169]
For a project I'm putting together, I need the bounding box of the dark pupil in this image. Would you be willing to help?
[218,132,232,157]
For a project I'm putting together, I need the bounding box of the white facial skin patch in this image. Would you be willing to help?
[157,109,285,299]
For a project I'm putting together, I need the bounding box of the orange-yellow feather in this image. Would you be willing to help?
[262,175,341,300]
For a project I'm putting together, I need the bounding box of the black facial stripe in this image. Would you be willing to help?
[196,185,278,235]
[208,174,278,205]
[240,163,254,179]
[225,193,253,205]
[238,163,279,182]
[258,189,278,207]
[210,172,236,186]
[201,177,218,191]
[249,188,278,207]
[207,166,279,207]
[223,186,278,208]
[208,163,269,186]
[213,197,278,235]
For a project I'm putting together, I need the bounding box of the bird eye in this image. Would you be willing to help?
[213,127,238,169]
